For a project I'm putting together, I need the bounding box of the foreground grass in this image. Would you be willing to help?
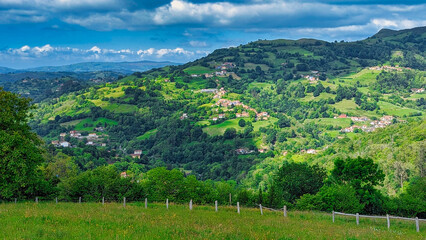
[0,202,423,239]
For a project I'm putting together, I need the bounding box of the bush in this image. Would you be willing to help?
[296,184,364,213]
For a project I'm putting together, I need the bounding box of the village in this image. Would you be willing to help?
[51,129,108,148]
[190,62,237,78]
[336,114,396,133]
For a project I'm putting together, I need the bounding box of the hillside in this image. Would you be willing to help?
[27,27,426,195]
[0,71,123,102]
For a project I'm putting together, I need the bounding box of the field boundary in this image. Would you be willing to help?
[332,210,425,232]
[5,197,425,233]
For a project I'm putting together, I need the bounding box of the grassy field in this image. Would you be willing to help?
[203,118,278,136]
[73,117,118,132]
[137,129,158,140]
[183,66,214,75]
[0,202,422,239]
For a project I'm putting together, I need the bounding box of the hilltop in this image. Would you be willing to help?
[21,27,426,196]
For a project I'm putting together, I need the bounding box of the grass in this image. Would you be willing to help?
[73,117,118,132]
[378,101,422,117]
[203,118,277,136]
[333,99,379,118]
[305,118,352,128]
[0,202,422,239]
[183,66,214,75]
[104,103,138,114]
[137,129,158,140]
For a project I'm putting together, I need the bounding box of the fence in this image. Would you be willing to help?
[6,197,425,233]
[332,211,425,232]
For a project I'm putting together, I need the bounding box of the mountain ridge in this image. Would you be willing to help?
[0,60,181,74]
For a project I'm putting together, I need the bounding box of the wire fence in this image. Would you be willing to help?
[332,211,425,232]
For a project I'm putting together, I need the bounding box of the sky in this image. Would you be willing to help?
[0,0,425,69]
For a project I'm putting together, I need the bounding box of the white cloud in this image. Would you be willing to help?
[89,46,101,53]
[189,41,207,47]
[155,47,193,57]
[1,44,200,68]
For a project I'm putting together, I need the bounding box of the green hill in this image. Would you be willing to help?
[25,27,426,196]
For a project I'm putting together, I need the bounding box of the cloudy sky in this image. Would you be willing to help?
[0,0,425,69]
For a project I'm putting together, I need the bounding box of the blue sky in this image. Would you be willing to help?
[0,0,425,69]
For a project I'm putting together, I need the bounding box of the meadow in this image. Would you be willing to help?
[0,202,423,239]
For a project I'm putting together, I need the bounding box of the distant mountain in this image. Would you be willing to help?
[24,61,181,74]
[0,66,17,74]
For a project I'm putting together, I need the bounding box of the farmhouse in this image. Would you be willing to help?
[70,131,81,138]
[88,133,98,138]
[180,113,188,120]
[60,141,70,148]
[256,112,269,120]
[411,88,425,93]
[134,150,142,155]
[306,149,317,154]
[200,89,217,94]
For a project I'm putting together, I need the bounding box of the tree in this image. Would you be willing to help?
[0,88,45,199]
[238,119,246,127]
[224,128,237,139]
[331,157,386,213]
[277,115,291,128]
[272,162,326,203]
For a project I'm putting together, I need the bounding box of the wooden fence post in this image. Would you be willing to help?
[189,199,193,210]
[229,193,232,206]
[386,214,390,229]
[284,205,287,217]
[166,199,169,210]
[356,213,359,225]
[145,198,147,209]
[79,197,82,204]
[102,197,105,205]
[14,198,17,204]
[237,202,240,214]
[416,217,419,232]
[332,211,335,223]
[36,197,38,203]
[260,204,263,215]
[123,197,126,207]
[215,200,218,212]
[56,197,58,204]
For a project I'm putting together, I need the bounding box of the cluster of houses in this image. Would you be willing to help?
[190,63,236,78]
[411,88,425,93]
[213,99,270,121]
[216,62,236,71]
[301,71,320,83]
[51,130,107,148]
[368,65,411,72]
[340,115,395,133]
